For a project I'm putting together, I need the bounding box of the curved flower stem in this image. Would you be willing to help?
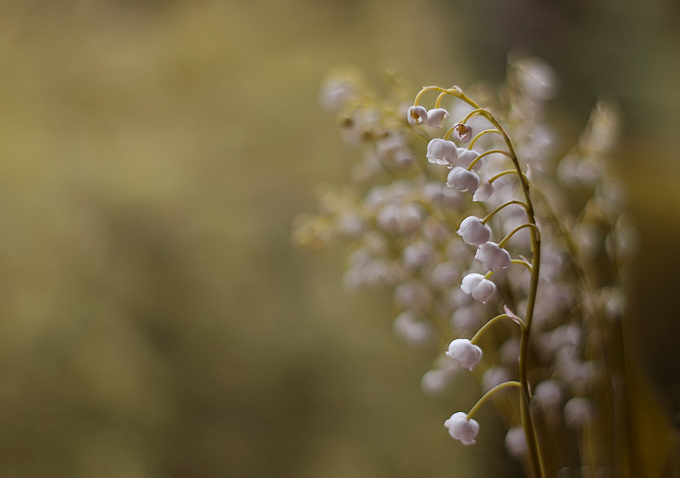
[471,314,524,345]
[467,381,521,419]
[452,89,545,478]
[498,223,542,248]
[481,200,529,224]
[415,85,545,478]
[466,148,514,170]
[488,169,529,184]
[511,259,533,272]
[469,129,503,149]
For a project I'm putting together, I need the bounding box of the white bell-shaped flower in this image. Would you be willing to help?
[473,180,494,202]
[461,273,496,303]
[456,149,479,169]
[444,412,479,445]
[452,123,473,143]
[457,216,491,246]
[426,138,458,166]
[425,108,449,128]
[407,105,428,125]
[447,167,480,194]
[475,242,512,271]
[446,338,482,370]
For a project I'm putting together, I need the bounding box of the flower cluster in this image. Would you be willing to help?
[295,58,636,477]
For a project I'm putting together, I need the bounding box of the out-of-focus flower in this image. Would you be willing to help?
[505,426,528,459]
[564,397,594,430]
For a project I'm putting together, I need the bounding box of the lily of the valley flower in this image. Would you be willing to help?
[452,123,473,143]
[446,338,483,370]
[475,242,512,271]
[457,216,491,246]
[447,167,480,194]
[426,108,449,128]
[444,412,479,445]
[407,105,428,125]
[456,149,479,169]
[461,273,496,303]
[473,180,494,202]
[427,138,458,166]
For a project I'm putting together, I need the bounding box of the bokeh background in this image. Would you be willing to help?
[0,0,677,477]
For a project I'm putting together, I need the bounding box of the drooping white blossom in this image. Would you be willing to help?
[457,216,491,246]
[451,123,473,143]
[460,273,496,303]
[427,138,458,166]
[425,108,449,128]
[473,180,494,202]
[444,412,479,445]
[456,149,480,169]
[407,105,429,125]
[446,338,483,370]
[447,167,480,194]
[475,242,512,271]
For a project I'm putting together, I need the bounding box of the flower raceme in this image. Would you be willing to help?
[299,63,635,477]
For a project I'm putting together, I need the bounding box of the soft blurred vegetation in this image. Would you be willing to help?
[0,0,677,477]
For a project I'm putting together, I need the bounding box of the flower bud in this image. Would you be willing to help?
[444,412,479,445]
[446,338,483,370]
[447,167,480,194]
[461,273,496,303]
[457,216,491,246]
[475,242,512,271]
[425,108,449,128]
[407,105,428,125]
[426,138,458,166]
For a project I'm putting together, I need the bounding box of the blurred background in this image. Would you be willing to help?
[0,0,677,477]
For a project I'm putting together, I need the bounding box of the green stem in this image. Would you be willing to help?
[471,314,523,345]
[481,200,529,224]
[498,223,542,248]
[467,381,521,419]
